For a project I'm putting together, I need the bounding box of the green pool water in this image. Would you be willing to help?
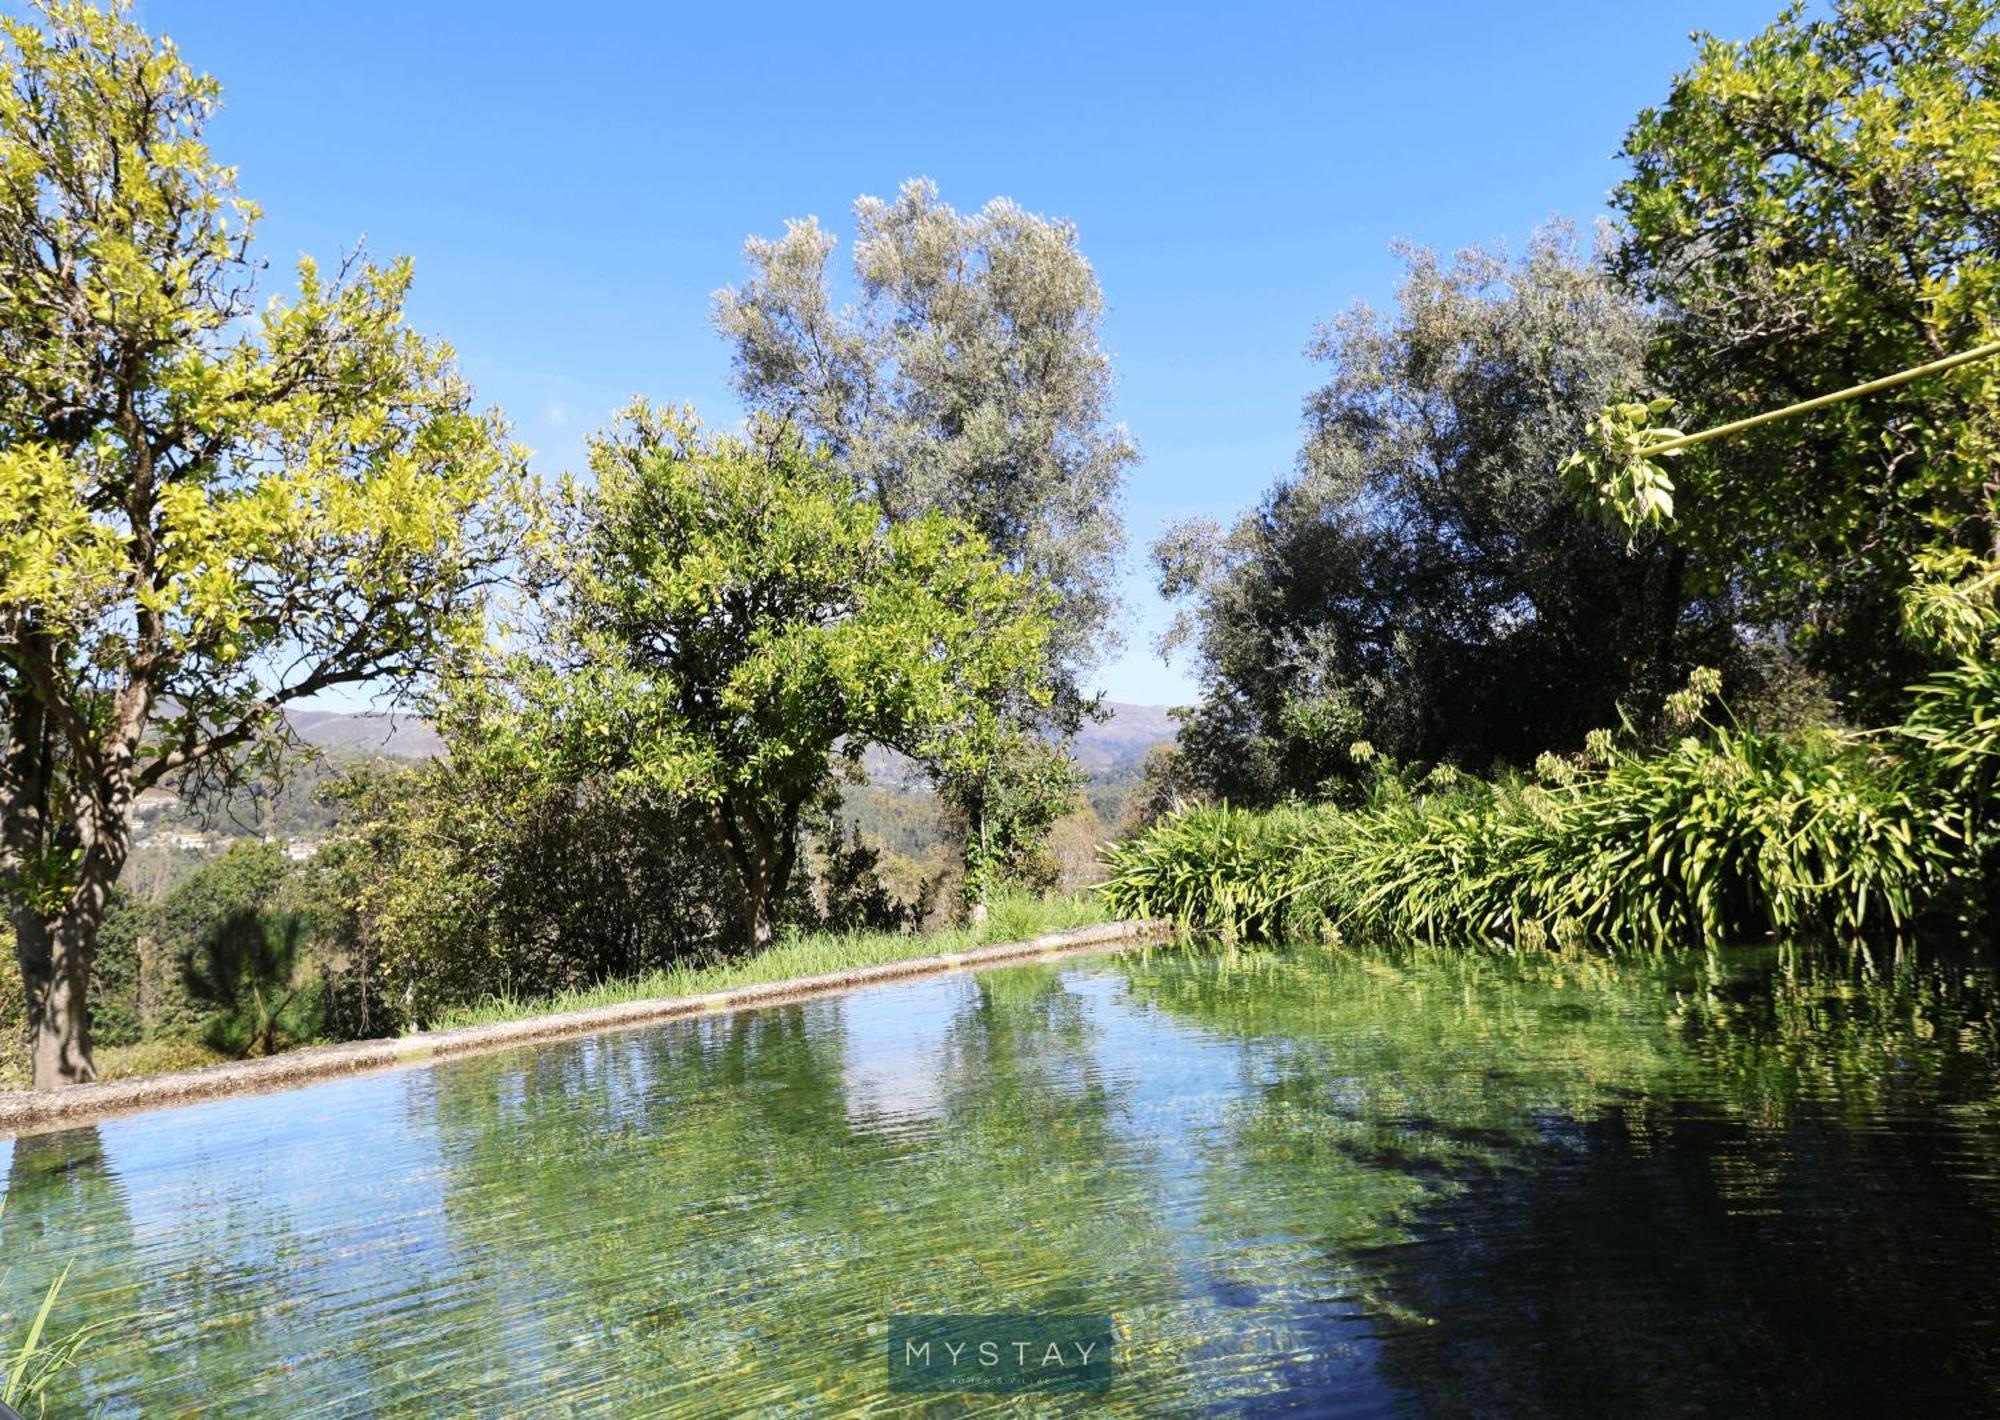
[5,940,2000,1416]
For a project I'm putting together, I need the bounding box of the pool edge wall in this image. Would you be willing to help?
[0,918,1174,1138]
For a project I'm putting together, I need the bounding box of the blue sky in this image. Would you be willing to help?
[138,0,1785,708]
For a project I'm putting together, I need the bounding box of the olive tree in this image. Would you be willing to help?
[715,182,1134,899]
[1157,230,1736,803]
[715,179,1134,688]
[0,2,529,1085]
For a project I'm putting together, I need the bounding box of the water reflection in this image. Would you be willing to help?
[1123,943,2000,1416]
[0,941,1995,1415]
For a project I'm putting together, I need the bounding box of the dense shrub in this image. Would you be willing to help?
[310,761,741,1033]
[1103,678,1980,950]
[86,893,155,1048]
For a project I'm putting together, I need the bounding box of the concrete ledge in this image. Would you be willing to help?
[0,918,1172,1137]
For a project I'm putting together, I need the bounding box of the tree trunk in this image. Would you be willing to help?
[12,817,124,1089]
[711,793,799,954]
[4,657,142,1088]
[745,893,776,951]
[16,905,97,1089]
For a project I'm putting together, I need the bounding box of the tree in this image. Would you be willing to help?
[0,2,529,1085]
[310,750,742,1033]
[490,405,1058,949]
[1156,230,1734,805]
[714,181,1131,891]
[88,884,176,1048]
[171,843,311,1056]
[714,179,1134,693]
[936,735,1087,908]
[1612,0,2000,715]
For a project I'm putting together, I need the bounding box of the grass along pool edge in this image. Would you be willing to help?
[0,918,1170,1137]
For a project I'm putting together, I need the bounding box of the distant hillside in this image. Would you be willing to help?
[283,703,1179,783]
[121,703,1184,900]
[858,701,1180,789]
[288,710,443,760]
[1070,702,1179,773]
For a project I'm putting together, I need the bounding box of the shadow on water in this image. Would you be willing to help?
[1124,940,2000,1417]
[1357,1097,2000,1418]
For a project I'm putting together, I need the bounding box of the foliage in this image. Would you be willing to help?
[716,180,1129,887]
[1610,0,2000,713]
[180,906,316,1057]
[309,755,735,1033]
[936,733,1088,908]
[1100,801,1326,945]
[0,923,16,1049]
[802,798,928,935]
[80,890,152,1048]
[1560,397,1685,539]
[0,755,1104,1064]
[1155,229,1737,805]
[715,178,1135,704]
[423,888,1111,1031]
[0,1198,114,1418]
[149,843,314,1055]
[1902,652,2000,814]
[835,781,960,912]
[12,844,322,1061]
[1896,567,2000,911]
[476,403,1059,948]
[0,1036,228,1090]
[1103,670,1976,950]
[3,1262,75,1415]
[10,888,197,1059]
[135,742,407,850]
[0,0,534,1085]
[151,844,293,963]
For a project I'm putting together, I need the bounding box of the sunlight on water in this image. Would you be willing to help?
[5,941,2000,1415]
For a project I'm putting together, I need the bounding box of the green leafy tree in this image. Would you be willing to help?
[158,843,309,1056]
[715,181,1126,882]
[74,889,148,1048]
[486,404,1059,948]
[1611,0,2000,713]
[181,905,312,1058]
[1156,230,1735,804]
[714,179,1134,691]
[801,794,927,934]
[938,736,1087,909]
[310,750,741,1032]
[0,2,530,1085]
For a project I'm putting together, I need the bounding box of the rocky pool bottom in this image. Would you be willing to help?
[3,938,1998,1415]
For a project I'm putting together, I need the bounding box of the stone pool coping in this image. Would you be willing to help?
[0,918,1172,1137]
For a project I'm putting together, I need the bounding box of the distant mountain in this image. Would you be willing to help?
[1071,702,1180,774]
[287,710,443,760]
[284,702,1180,781]
[858,701,1181,789]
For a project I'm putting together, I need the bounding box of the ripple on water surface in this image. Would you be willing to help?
[4,941,2000,1415]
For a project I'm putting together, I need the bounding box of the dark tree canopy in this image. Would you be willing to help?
[1159,230,1736,804]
